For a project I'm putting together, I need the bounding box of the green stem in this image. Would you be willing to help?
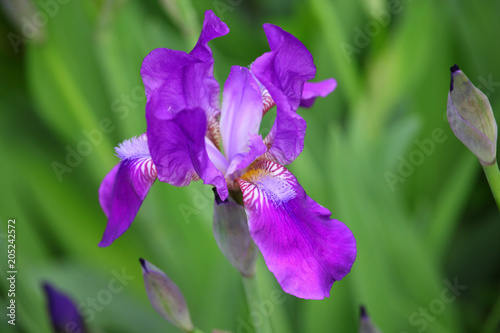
[482,162,500,210]
[242,275,273,333]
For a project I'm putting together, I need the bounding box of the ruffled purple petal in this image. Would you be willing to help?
[146,104,228,200]
[237,160,356,299]
[220,66,264,164]
[251,25,317,164]
[300,79,337,108]
[43,283,87,333]
[141,10,228,124]
[142,11,230,189]
[252,24,316,111]
[98,156,157,247]
[190,10,230,62]
[264,110,307,165]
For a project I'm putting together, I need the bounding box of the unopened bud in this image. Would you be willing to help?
[213,190,258,277]
[43,283,88,333]
[139,259,194,332]
[359,306,383,333]
[447,65,497,165]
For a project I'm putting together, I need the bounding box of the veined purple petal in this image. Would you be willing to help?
[251,25,316,164]
[99,134,157,247]
[146,104,228,200]
[141,10,228,134]
[99,160,157,247]
[237,161,356,299]
[252,24,316,111]
[43,283,87,333]
[300,79,337,108]
[99,163,119,218]
[220,66,264,165]
[264,110,307,165]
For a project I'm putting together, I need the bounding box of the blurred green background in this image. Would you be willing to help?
[1,0,499,332]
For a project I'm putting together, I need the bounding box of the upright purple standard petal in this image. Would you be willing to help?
[146,103,228,200]
[141,10,228,108]
[252,24,316,110]
[237,160,356,299]
[262,109,307,166]
[143,11,230,194]
[43,283,87,333]
[220,66,267,175]
[99,134,157,247]
[251,25,317,164]
[142,10,229,149]
[190,10,230,62]
[300,79,337,108]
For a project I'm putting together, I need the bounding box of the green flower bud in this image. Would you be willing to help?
[213,190,258,278]
[359,306,383,333]
[140,259,194,332]
[447,65,497,165]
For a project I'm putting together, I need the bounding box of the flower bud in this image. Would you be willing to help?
[139,259,194,332]
[359,306,382,333]
[213,189,258,277]
[447,65,498,165]
[43,283,88,333]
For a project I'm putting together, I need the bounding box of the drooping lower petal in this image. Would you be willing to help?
[146,105,228,200]
[99,134,157,247]
[99,163,120,218]
[220,66,264,163]
[300,79,337,108]
[99,157,157,247]
[237,160,356,299]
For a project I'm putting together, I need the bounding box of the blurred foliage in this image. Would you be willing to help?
[1,0,500,332]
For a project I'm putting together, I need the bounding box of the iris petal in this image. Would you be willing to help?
[143,10,230,193]
[251,25,317,164]
[220,66,264,163]
[190,10,230,62]
[146,105,228,200]
[141,10,228,143]
[237,160,356,299]
[226,134,267,176]
[205,136,228,174]
[98,155,157,247]
[263,110,307,165]
[252,24,315,111]
[300,79,337,108]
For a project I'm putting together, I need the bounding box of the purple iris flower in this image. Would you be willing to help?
[99,10,356,299]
